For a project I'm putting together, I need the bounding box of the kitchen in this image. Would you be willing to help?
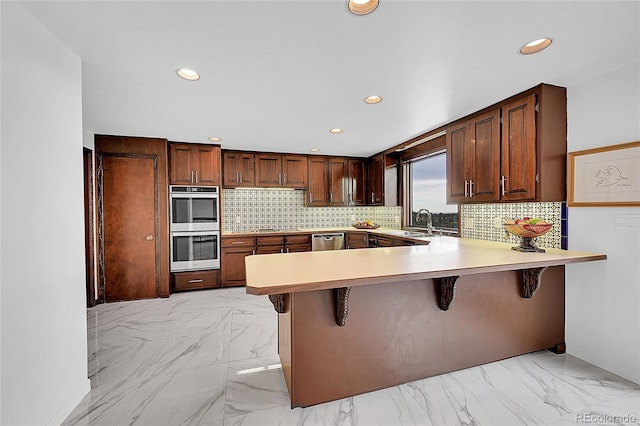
[1,1,639,425]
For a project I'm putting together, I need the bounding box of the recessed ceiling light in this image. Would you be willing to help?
[208,136,221,142]
[330,128,343,134]
[310,148,320,152]
[176,68,200,81]
[364,95,382,104]
[347,0,379,15]
[519,38,552,55]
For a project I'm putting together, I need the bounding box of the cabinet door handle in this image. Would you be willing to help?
[501,175,506,196]
[191,170,195,184]
[469,180,474,197]
[252,249,256,255]
[280,248,284,253]
[464,180,469,197]
[145,235,154,241]
[239,172,243,183]
[286,247,290,253]
[189,279,204,284]
[231,241,245,244]
[195,170,198,183]
[329,192,333,203]
[371,192,374,203]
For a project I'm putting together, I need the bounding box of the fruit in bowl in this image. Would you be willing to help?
[503,217,553,252]
[352,219,379,229]
[504,217,552,238]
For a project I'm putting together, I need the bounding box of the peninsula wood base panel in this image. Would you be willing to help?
[277,266,565,408]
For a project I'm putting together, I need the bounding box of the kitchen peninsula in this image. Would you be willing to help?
[245,236,606,408]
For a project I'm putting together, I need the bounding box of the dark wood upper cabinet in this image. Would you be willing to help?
[255,154,282,187]
[282,155,308,188]
[255,153,308,188]
[348,159,367,206]
[328,157,348,206]
[308,156,329,206]
[501,93,537,201]
[446,83,567,204]
[446,109,500,203]
[470,109,501,201]
[223,151,255,187]
[170,143,221,186]
[367,154,384,205]
[308,156,367,207]
[446,121,470,203]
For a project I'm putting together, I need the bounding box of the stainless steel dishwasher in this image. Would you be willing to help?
[311,233,345,251]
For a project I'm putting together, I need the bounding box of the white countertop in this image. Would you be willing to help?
[245,236,606,295]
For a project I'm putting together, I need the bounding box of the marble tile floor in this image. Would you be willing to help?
[64,287,640,426]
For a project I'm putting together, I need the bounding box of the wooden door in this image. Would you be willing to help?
[469,109,501,201]
[329,157,348,206]
[501,94,537,201]
[83,148,96,307]
[282,155,308,188]
[308,157,329,206]
[100,154,159,301]
[193,145,221,186]
[96,135,169,301]
[348,159,366,205]
[170,144,195,185]
[255,154,283,187]
[446,121,470,203]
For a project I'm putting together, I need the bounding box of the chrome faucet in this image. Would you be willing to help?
[416,208,433,236]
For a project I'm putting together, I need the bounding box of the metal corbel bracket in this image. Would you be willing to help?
[436,276,460,311]
[268,294,287,313]
[335,287,352,327]
[521,267,548,298]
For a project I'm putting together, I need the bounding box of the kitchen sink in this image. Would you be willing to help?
[381,230,443,238]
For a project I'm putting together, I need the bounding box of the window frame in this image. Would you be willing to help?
[400,141,460,235]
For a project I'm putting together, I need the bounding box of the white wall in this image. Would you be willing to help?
[566,62,640,384]
[1,3,90,425]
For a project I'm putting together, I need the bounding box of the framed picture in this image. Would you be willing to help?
[568,141,640,207]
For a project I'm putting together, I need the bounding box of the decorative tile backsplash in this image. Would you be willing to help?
[460,202,565,249]
[222,188,401,233]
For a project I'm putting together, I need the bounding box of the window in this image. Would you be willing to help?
[405,151,459,232]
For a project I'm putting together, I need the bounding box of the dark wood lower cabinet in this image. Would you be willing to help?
[172,270,220,291]
[346,232,368,249]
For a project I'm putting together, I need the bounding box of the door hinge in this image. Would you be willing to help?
[535,173,539,182]
[535,103,540,113]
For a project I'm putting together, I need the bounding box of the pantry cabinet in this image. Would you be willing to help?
[255,154,308,188]
[446,83,566,204]
[223,151,255,187]
[170,143,221,186]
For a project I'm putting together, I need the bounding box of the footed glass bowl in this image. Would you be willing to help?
[503,222,553,252]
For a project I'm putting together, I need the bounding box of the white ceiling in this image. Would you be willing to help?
[23,1,640,157]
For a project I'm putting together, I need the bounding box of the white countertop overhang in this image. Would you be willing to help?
[245,236,607,295]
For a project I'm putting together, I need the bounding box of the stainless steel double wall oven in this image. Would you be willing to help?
[169,185,220,271]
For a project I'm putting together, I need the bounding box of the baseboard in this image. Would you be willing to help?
[46,379,91,426]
